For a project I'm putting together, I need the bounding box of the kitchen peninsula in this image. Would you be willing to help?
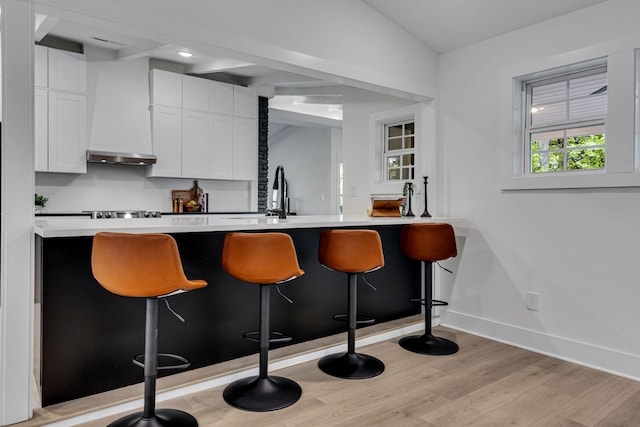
[34,215,464,406]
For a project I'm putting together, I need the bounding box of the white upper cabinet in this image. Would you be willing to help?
[210,113,234,179]
[182,75,209,111]
[233,116,258,181]
[150,69,182,107]
[35,46,88,174]
[47,91,87,173]
[183,75,234,115]
[47,48,87,93]
[182,109,212,178]
[209,80,234,115]
[233,86,257,119]
[148,69,257,180]
[148,105,182,177]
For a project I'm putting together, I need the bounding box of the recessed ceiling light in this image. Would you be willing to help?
[178,51,194,58]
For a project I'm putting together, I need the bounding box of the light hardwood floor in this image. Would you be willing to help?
[19,322,640,426]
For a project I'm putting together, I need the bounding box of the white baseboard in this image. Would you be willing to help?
[442,310,640,382]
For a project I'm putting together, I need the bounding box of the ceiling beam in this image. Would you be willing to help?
[185,58,256,74]
[274,84,343,97]
[34,14,60,42]
[116,41,167,61]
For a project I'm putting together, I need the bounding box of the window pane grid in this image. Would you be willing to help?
[529,125,605,173]
[525,67,607,175]
[384,120,415,182]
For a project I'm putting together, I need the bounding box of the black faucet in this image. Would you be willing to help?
[272,165,287,219]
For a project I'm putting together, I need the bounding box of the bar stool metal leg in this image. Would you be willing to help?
[318,273,385,379]
[223,285,302,412]
[108,298,198,427]
[399,261,459,355]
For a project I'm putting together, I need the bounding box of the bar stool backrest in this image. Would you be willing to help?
[400,223,457,262]
[222,232,304,284]
[92,232,207,297]
[318,229,385,273]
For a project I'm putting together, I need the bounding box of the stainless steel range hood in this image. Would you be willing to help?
[86,150,157,166]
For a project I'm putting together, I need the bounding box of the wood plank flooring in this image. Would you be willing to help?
[18,323,640,426]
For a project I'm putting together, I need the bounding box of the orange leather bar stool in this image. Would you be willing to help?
[92,232,207,427]
[317,229,385,379]
[399,223,459,355]
[221,232,304,412]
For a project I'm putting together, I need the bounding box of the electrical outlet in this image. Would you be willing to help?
[526,292,540,311]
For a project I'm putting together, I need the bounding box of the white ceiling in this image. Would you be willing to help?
[35,0,610,122]
[363,0,609,53]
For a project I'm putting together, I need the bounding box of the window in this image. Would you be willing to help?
[523,67,607,174]
[384,120,415,181]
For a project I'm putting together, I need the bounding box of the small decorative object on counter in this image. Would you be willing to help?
[35,193,49,213]
[190,180,204,212]
[403,182,415,217]
[421,176,431,218]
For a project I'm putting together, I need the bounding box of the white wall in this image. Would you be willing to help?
[35,165,252,212]
[341,87,414,215]
[439,0,640,379]
[268,124,340,215]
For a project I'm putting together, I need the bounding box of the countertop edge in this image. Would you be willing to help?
[34,215,468,238]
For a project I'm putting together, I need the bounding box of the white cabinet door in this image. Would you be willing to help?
[209,80,234,115]
[34,88,48,172]
[150,69,182,107]
[182,75,209,111]
[211,113,234,179]
[233,86,257,119]
[47,48,86,93]
[147,106,182,177]
[34,45,48,88]
[233,117,258,181]
[47,91,87,173]
[182,110,212,178]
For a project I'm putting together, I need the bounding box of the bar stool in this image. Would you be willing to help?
[317,229,385,379]
[221,232,304,412]
[399,223,459,355]
[91,232,207,427]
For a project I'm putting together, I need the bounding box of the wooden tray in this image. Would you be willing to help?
[370,199,403,217]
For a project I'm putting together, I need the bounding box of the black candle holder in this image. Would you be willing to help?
[405,182,414,217]
[421,176,431,218]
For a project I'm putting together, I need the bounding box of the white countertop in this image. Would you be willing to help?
[34,214,465,238]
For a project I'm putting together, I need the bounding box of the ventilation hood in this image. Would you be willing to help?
[86,150,157,166]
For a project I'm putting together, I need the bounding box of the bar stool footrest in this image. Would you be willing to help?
[132,353,191,371]
[243,331,292,344]
[410,298,449,307]
[332,314,376,325]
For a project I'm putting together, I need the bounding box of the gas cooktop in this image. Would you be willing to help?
[87,210,162,219]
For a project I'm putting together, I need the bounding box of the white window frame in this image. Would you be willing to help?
[522,65,608,176]
[383,119,416,182]
[505,48,640,190]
